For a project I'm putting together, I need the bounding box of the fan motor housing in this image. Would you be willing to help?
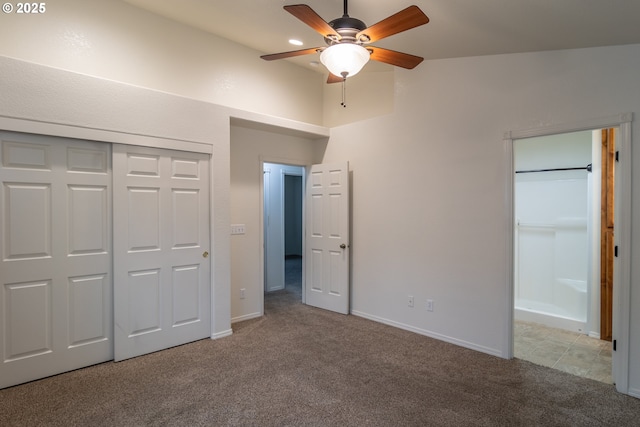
[325,16,367,44]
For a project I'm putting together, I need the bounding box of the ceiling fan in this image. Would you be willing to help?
[261,1,430,83]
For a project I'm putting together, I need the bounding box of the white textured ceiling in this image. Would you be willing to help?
[121,0,640,73]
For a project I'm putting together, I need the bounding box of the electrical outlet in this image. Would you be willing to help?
[426,299,434,312]
[408,295,414,308]
[240,288,246,299]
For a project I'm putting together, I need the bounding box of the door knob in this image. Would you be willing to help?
[203,251,209,258]
[339,244,346,249]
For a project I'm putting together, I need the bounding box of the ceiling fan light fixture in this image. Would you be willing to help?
[320,43,370,78]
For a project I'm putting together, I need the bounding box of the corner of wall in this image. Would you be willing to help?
[322,69,395,127]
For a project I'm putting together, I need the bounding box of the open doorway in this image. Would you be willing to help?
[512,128,614,384]
[263,162,304,303]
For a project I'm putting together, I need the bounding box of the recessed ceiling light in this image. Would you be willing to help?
[289,39,303,46]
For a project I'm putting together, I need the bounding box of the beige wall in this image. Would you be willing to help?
[0,0,324,125]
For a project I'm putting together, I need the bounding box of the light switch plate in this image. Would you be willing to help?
[231,224,246,235]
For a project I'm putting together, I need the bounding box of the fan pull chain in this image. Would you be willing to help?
[341,77,347,108]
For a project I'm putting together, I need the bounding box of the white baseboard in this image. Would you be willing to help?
[628,387,640,399]
[211,329,233,340]
[231,312,262,324]
[351,310,504,358]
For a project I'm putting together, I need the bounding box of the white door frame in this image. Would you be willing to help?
[259,157,307,314]
[503,113,632,395]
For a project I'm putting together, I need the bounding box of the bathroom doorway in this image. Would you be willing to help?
[512,128,615,384]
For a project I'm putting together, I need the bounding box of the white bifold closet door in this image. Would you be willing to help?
[0,132,113,389]
[1,134,212,389]
[112,144,211,361]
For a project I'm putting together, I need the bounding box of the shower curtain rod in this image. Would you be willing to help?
[515,164,592,174]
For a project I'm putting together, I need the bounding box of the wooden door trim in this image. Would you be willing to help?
[600,128,615,341]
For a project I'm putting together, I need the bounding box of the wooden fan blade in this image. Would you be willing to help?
[284,4,340,39]
[261,47,321,61]
[368,46,424,69]
[356,5,429,43]
[327,73,344,84]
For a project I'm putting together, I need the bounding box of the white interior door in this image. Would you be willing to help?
[0,132,112,388]
[305,162,350,314]
[113,145,210,361]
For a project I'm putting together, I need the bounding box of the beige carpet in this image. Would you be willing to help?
[1,286,639,426]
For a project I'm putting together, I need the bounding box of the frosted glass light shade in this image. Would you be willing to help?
[320,44,370,78]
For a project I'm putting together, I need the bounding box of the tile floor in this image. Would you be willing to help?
[514,320,612,384]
